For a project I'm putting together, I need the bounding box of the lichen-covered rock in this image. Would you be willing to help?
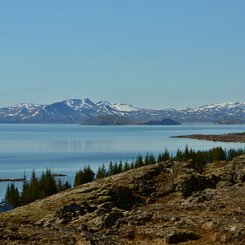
[108,185,141,210]
[103,210,124,228]
[54,202,94,224]
[175,173,219,197]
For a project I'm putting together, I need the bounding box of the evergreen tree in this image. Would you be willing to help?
[144,153,150,165]
[108,161,114,176]
[157,153,162,163]
[63,181,71,190]
[118,161,123,173]
[158,148,170,162]
[113,162,118,174]
[175,149,183,161]
[123,161,130,172]
[39,169,57,198]
[29,170,39,202]
[96,164,107,179]
[57,179,63,192]
[74,165,95,187]
[135,154,144,168]
[21,172,31,205]
[130,161,135,169]
[5,183,20,208]
[183,145,190,161]
[57,179,71,191]
[148,153,156,165]
[210,147,226,162]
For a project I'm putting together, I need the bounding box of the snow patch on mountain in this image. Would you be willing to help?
[110,103,140,112]
[64,98,97,110]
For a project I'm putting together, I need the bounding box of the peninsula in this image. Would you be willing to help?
[173,132,245,143]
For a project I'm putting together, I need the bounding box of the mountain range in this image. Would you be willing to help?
[0,98,244,124]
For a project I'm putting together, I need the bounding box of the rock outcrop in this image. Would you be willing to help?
[0,156,245,244]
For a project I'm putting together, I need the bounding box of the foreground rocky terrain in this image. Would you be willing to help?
[0,156,245,244]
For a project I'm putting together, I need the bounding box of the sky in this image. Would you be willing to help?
[0,1,244,109]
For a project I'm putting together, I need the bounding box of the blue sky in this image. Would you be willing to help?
[0,1,244,109]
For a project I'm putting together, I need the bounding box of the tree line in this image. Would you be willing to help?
[74,146,245,187]
[5,146,245,208]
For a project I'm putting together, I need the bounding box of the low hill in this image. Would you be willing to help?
[143,118,181,125]
[82,115,134,125]
[0,156,244,244]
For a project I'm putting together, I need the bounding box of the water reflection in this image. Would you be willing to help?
[0,124,244,199]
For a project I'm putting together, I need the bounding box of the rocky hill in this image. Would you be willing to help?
[0,99,244,123]
[0,155,244,244]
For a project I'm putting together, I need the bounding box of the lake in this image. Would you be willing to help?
[0,123,245,200]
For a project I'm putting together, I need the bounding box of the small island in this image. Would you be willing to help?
[82,115,181,126]
[173,132,245,143]
[0,178,26,182]
[51,174,67,177]
[82,115,134,125]
[143,118,181,125]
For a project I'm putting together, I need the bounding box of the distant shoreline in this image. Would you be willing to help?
[0,178,26,182]
[0,174,67,182]
[172,132,245,143]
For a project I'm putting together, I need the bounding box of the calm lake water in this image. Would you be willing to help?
[0,124,245,199]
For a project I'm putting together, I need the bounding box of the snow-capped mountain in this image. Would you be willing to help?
[172,102,245,123]
[0,99,244,124]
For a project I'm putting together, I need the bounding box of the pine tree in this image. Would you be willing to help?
[183,145,190,161]
[113,162,118,174]
[39,169,57,198]
[108,161,114,176]
[21,172,31,205]
[135,154,144,168]
[57,179,71,191]
[29,170,39,202]
[157,153,163,162]
[175,149,182,161]
[144,153,150,165]
[96,164,107,179]
[5,183,20,208]
[118,161,123,173]
[162,148,170,161]
[130,161,135,169]
[74,165,95,187]
[148,153,156,164]
[123,161,130,172]
[211,147,226,162]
